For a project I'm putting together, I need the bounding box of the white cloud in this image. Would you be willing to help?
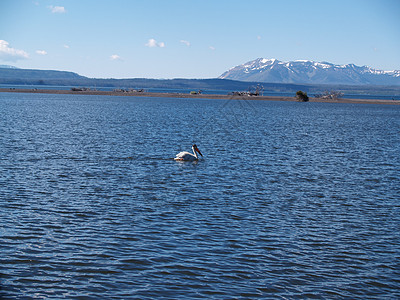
[48,5,66,13]
[180,40,191,47]
[145,38,165,48]
[209,46,216,51]
[257,35,262,40]
[145,39,157,48]
[0,40,29,62]
[36,50,47,55]
[110,54,122,61]
[63,45,70,49]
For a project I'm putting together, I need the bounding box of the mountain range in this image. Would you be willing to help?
[219,58,400,86]
[1,65,400,96]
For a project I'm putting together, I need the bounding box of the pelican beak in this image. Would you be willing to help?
[196,147,203,157]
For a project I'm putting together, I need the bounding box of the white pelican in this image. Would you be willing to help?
[174,144,203,161]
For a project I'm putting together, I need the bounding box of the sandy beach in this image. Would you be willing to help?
[1,88,399,105]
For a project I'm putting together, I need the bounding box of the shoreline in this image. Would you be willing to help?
[1,88,399,105]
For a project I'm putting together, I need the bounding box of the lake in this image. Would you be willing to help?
[1,93,399,299]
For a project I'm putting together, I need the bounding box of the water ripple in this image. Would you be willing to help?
[1,94,400,298]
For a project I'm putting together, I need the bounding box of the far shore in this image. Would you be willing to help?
[1,88,399,105]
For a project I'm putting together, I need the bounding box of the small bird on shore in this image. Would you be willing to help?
[174,144,203,161]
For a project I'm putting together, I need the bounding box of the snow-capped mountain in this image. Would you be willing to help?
[219,58,400,85]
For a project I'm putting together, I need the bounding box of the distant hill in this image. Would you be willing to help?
[0,65,19,69]
[0,68,84,83]
[220,58,400,86]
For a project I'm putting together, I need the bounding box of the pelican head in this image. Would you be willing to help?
[192,144,203,157]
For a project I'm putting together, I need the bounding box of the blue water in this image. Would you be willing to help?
[1,93,399,299]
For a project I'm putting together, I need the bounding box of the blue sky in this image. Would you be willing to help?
[1,0,399,78]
